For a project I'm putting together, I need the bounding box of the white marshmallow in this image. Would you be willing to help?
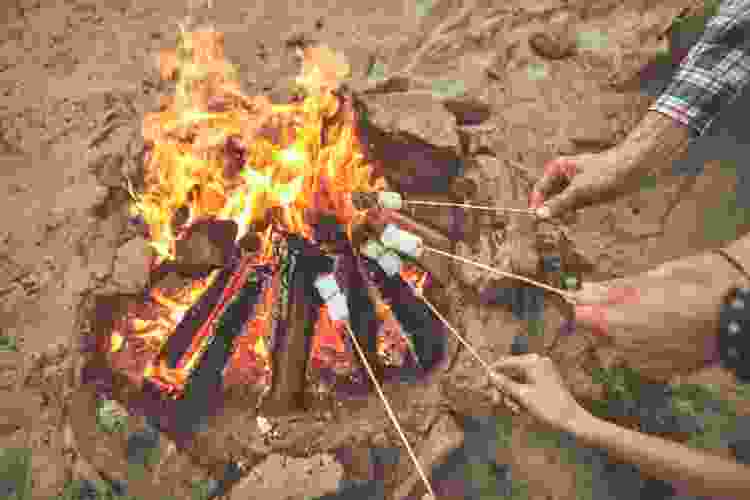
[378,191,403,211]
[360,239,387,260]
[326,292,349,321]
[380,224,423,259]
[315,273,341,302]
[378,251,403,277]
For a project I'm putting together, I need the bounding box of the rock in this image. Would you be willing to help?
[111,237,151,294]
[335,446,374,484]
[229,453,343,499]
[361,92,460,152]
[511,334,530,355]
[442,96,493,126]
[458,124,498,157]
[89,153,125,188]
[0,390,39,435]
[504,221,542,278]
[126,423,160,466]
[454,234,498,290]
[55,175,110,214]
[174,219,238,277]
[392,414,464,500]
[529,29,576,60]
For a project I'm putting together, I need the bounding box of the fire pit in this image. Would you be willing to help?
[84,27,451,442]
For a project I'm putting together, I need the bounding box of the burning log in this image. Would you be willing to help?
[161,247,243,369]
[145,251,271,399]
[262,235,321,415]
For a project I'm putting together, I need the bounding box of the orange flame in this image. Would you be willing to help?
[127,29,385,389]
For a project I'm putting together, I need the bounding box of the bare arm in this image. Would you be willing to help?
[615,111,690,177]
[569,411,750,499]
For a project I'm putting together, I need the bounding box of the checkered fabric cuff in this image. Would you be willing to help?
[650,0,750,138]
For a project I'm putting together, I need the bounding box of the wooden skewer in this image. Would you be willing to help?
[342,323,436,500]
[404,199,537,215]
[422,246,577,304]
[418,293,492,372]
[417,292,522,414]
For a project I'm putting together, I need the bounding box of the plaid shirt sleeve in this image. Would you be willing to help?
[650,0,750,138]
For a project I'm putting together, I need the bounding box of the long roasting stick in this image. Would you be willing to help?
[422,246,577,304]
[417,292,492,373]
[417,292,522,414]
[342,323,436,500]
[404,199,537,215]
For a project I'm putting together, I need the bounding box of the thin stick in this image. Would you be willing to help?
[418,293,492,373]
[342,323,436,500]
[404,199,537,215]
[423,246,577,304]
[417,293,522,413]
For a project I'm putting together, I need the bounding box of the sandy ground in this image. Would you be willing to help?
[1,0,748,499]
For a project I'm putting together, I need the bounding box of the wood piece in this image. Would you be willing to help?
[261,238,314,415]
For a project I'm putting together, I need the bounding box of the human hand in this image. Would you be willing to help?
[489,353,590,433]
[572,251,750,380]
[529,149,645,219]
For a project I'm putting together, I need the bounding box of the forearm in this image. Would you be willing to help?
[614,111,691,177]
[570,412,750,498]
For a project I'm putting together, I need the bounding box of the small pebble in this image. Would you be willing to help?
[510,334,529,356]
[730,439,750,465]
[542,255,562,273]
[529,31,576,60]
[728,321,741,335]
[109,479,127,497]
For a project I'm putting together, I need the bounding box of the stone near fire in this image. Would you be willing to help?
[174,219,238,277]
[111,237,152,294]
[360,92,460,152]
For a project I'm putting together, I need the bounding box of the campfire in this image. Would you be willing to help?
[100,27,448,416]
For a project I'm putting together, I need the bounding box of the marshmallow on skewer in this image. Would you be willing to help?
[360,240,403,277]
[380,224,424,259]
[314,273,349,321]
[377,191,403,211]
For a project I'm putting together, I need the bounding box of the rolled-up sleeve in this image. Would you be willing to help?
[650,0,750,138]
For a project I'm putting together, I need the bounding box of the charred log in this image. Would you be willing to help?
[261,236,326,415]
[164,247,243,368]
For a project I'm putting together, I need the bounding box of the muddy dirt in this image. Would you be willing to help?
[1,0,748,499]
